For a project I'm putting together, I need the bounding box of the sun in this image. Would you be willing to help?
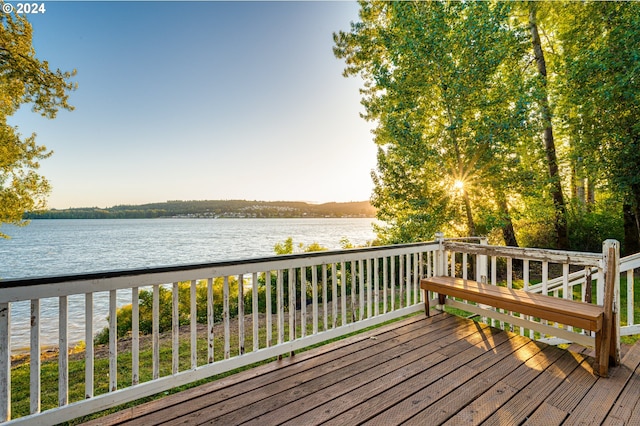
[453,179,465,191]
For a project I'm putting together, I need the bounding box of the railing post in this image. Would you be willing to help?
[596,239,620,376]
[603,240,621,368]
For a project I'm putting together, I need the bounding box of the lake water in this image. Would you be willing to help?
[0,218,378,352]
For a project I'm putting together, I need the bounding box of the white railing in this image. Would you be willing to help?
[435,238,624,352]
[0,242,438,424]
[522,250,639,337]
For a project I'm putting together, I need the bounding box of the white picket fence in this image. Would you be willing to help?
[0,242,438,424]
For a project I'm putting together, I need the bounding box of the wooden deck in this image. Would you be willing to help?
[82,313,640,426]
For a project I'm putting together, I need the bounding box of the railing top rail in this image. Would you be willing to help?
[621,251,640,272]
[0,241,438,297]
[443,241,603,267]
[442,237,485,243]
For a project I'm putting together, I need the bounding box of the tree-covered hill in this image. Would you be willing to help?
[24,200,376,219]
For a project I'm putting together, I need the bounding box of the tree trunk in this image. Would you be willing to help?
[497,195,518,247]
[623,187,640,256]
[529,3,569,249]
[462,189,476,237]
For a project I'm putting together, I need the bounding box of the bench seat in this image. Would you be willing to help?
[420,276,603,332]
[421,275,614,376]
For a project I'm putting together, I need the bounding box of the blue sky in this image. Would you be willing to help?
[10,1,374,209]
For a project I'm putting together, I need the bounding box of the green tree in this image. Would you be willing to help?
[334,1,530,244]
[555,1,640,254]
[334,0,639,252]
[0,9,76,237]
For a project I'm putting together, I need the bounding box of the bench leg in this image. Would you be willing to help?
[424,293,447,317]
[610,311,620,367]
[594,331,603,377]
[595,328,611,378]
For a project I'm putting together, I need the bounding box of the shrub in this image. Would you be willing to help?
[95,277,241,345]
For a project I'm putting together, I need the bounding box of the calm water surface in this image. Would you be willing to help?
[1,218,378,351]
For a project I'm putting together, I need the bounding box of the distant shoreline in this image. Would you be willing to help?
[24,199,377,220]
[27,216,376,220]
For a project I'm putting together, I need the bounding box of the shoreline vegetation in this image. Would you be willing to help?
[24,199,376,220]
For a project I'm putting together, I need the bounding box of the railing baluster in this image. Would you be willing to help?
[406,254,411,307]
[523,260,530,337]
[628,270,635,326]
[463,253,468,280]
[85,293,94,398]
[288,268,295,342]
[597,267,605,306]
[253,272,259,352]
[131,288,139,385]
[374,258,380,317]
[190,280,197,368]
[172,282,179,374]
[351,261,357,322]
[491,257,498,328]
[108,291,116,391]
[58,296,69,406]
[60,295,69,404]
[491,256,497,285]
[107,290,118,392]
[340,261,346,326]
[563,264,570,299]
[391,256,396,312]
[414,253,420,305]
[31,299,41,414]
[542,262,549,327]
[207,278,214,363]
[399,254,405,308]
[366,258,372,318]
[383,256,388,314]
[238,274,245,355]
[223,276,230,359]
[359,259,365,321]
[503,258,512,331]
[266,271,272,347]
[277,270,284,345]
[331,263,338,328]
[562,263,573,331]
[312,264,318,335]
[301,268,307,338]
[152,284,160,379]
[322,264,328,332]
[583,267,590,303]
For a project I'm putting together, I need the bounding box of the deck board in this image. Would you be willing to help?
[482,351,587,426]
[564,341,640,426]
[80,313,640,426]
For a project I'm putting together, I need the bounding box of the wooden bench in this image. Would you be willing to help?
[420,276,617,377]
